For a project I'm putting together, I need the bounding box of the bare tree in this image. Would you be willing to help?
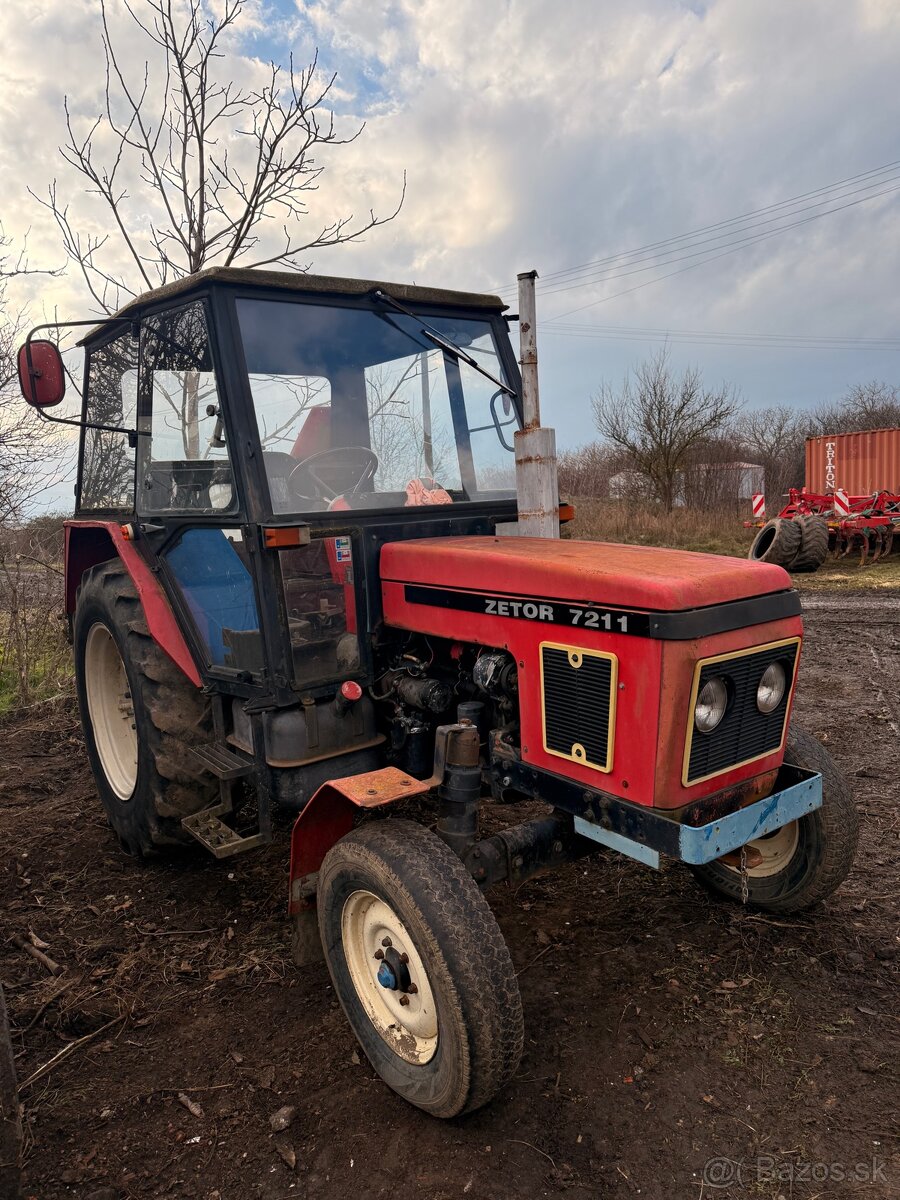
[592,349,741,512]
[809,381,900,436]
[734,404,807,502]
[0,230,66,525]
[37,0,405,315]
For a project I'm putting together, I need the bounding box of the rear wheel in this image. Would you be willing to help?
[690,725,858,912]
[748,517,802,567]
[74,560,216,855]
[317,820,524,1117]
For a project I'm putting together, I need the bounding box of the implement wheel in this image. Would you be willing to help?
[789,515,829,573]
[748,517,802,567]
[317,820,524,1117]
[74,560,216,855]
[690,725,858,913]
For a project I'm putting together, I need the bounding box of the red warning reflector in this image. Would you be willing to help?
[340,680,363,703]
[834,488,850,518]
[751,493,765,520]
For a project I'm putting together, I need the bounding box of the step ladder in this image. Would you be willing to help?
[182,741,270,859]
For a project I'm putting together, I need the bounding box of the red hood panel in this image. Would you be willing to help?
[380,536,791,612]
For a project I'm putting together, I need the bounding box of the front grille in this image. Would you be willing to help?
[541,643,616,772]
[685,640,799,785]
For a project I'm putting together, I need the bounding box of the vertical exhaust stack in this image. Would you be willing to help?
[514,270,560,539]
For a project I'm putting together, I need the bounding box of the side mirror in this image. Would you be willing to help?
[17,339,66,408]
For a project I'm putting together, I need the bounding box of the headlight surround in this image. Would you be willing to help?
[694,676,729,733]
[756,661,787,713]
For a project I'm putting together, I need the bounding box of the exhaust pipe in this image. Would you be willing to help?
[513,270,559,539]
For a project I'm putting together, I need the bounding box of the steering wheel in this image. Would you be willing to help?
[288,446,379,501]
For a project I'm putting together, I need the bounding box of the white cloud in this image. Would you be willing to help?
[1,0,899,510]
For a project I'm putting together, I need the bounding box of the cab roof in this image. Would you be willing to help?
[82,266,507,345]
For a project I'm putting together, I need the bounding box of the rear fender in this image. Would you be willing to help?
[288,767,432,914]
[65,519,201,686]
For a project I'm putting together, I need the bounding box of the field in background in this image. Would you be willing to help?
[565,496,900,590]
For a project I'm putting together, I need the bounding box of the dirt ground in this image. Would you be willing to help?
[1,587,898,1200]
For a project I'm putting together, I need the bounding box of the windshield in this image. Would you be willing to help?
[235,297,519,514]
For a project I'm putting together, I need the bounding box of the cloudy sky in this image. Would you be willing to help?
[2,0,900,509]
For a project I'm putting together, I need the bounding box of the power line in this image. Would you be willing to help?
[490,157,900,296]
[535,173,900,298]
[548,321,900,345]
[544,177,900,321]
[540,326,900,352]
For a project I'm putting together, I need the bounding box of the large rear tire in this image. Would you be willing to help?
[74,560,216,855]
[748,517,802,567]
[789,514,829,573]
[317,820,524,1117]
[690,725,858,913]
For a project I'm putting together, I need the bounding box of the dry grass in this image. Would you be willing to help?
[564,497,755,558]
[565,496,900,591]
[791,555,900,591]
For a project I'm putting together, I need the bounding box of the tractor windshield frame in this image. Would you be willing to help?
[226,286,524,523]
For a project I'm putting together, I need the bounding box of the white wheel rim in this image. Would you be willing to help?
[728,822,800,879]
[341,889,438,1064]
[84,622,138,801]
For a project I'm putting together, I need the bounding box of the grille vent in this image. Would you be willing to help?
[541,644,616,773]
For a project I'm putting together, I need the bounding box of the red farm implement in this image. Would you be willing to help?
[746,488,900,571]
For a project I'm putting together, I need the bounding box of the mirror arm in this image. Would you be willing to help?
[23,317,144,444]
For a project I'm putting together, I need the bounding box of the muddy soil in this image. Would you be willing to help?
[1,591,898,1200]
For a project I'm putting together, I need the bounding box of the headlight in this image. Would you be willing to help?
[695,676,728,732]
[756,661,786,713]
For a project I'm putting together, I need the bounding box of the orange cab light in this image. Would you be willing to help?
[264,526,311,549]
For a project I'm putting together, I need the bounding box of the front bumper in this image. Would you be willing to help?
[573,764,822,869]
[490,752,823,870]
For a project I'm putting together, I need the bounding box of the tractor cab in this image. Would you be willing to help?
[67,269,522,711]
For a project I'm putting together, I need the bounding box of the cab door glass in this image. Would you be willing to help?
[164,528,263,673]
[280,536,361,685]
[138,301,236,514]
[79,330,139,510]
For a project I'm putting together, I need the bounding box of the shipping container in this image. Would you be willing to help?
[805,427,900,495]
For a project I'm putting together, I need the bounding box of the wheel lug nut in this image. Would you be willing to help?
[373,949,384,960]
[381,937,392,948]
[400,953,409,964]
[407,982,418,994]
[399,995,410,1006]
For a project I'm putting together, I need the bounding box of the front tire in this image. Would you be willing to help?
[74,560,216,855]
[690,726,858,912]
[317,820,524,1117]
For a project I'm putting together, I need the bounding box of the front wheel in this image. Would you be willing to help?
[690,726,858,913]
[317,820,524,1117]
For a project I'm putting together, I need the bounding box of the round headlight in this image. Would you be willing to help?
[695,676,728,733]
[757,661,786,713]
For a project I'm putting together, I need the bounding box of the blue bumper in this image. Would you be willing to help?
[574,766,823,869]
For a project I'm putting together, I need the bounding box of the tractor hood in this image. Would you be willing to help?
[380,536,793,613]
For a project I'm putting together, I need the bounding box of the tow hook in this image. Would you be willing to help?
[719,844,764,869]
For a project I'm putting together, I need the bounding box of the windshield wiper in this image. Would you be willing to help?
[372,288,516,399]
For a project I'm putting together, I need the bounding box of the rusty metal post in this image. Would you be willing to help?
[513,270,559,539]
[0,984,22,1199]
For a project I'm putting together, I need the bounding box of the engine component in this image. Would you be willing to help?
[472,651,517,699]
[393,675,453,713]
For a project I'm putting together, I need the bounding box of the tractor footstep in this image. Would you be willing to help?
[182,807,266,858]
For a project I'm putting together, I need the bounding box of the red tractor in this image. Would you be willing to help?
[18,268,857,1118]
